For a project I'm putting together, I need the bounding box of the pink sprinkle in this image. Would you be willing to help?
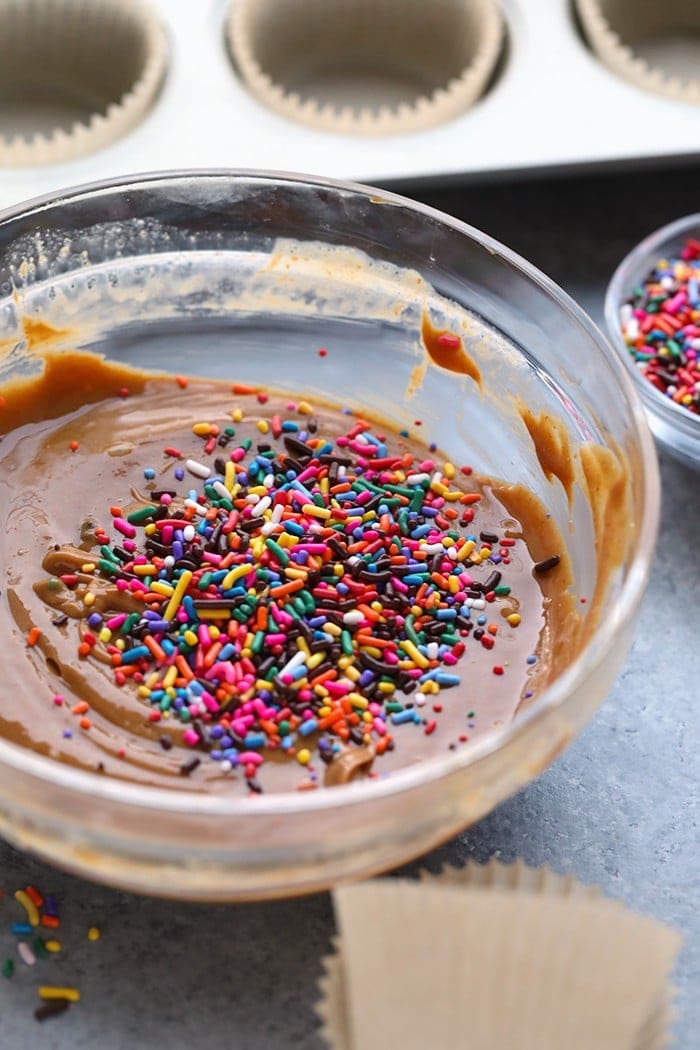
[106,613,127,629]
[122,539,136,552]
[182,728,200,747]
[113,518,136,538]
[239,752,263,766]
[52,694,64,706]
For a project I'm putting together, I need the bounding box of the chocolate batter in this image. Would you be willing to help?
[0,353,574,795]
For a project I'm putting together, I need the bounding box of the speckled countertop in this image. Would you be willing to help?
[1,163,698,1049]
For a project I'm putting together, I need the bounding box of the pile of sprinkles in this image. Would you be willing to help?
[619,235,700,416]
[46,384,547,792]
[1,880,97,1021]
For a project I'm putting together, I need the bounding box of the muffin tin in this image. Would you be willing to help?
[0,0,698,210]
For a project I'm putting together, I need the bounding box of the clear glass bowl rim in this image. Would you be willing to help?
[604,211,700,443]
[0,168,660,817]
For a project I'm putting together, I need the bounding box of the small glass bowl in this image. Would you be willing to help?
[605,214,700,472]
[0,171,659,900]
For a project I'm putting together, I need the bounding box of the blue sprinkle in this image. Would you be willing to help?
[143,468,156,480]
[526,654,537,665]
[11,923,33,936]
[299,718,319,737]
[391,709,421,725]
[244,732,266,749]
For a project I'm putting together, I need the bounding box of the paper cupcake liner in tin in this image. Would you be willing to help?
[317,859,680,1050]
[576,0,700,105]
[227,0,505,136]
[0,0,168,167]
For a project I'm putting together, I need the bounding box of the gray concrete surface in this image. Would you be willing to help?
[1,164,698,1048]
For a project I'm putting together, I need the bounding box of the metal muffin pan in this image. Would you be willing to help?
[0,0,698,212]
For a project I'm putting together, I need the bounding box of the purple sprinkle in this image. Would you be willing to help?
[175,467,185,481]
[63,729,72,738]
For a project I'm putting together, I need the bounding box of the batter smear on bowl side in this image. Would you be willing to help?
[1,354,573,795]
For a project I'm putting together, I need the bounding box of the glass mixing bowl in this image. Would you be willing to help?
[0,171,658,900]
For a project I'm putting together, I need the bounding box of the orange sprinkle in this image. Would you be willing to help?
[77,642,92,658]
[79,717,92,730]
[231,383,258,395]
[26,627,42,647]
[41,915,60,929]
[175,375,189,389]
[143,636,166,663]
[269,579,304,598]
[69,440,79,452]
[25,885,44,908]
[71,701,89,715]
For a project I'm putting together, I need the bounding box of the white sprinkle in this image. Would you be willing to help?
[184,499,207,516]
[472,598,486,610]
[183,524,196,542]
[421,543,443,555]
[338,465,346,478]
[185,458,210,479]
[17,942,36,966]
[447,546,458,560]
[164,555,175,568]
[427,642,439,660]
[619,303,633,325]
[279,650,307,677]
[220,759,233,773]
[406,473,430,485]
[415,692,426,707]
[271,503,284,524]
[432,471,442,485]
[212,481,229,500]
[261,522,277,536]
[263,473,275,489]
[624,318,639,340]
[252,496,272,516]
[343,610,364,626]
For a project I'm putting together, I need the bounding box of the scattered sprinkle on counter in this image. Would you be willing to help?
[1,880,98,1021]
[619,236,700,416]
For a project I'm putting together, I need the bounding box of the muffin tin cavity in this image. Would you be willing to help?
[226,0,505,135]
[0,0,168,166]
[576,0,700,104]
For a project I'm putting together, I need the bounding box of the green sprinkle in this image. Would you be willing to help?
[127,505,158,524]
[265,539,289,566]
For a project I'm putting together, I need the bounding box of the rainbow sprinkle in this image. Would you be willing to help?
[619,236,700,416]
[50,393,530,791]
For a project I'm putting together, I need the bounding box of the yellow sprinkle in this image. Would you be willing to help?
[320,478,329,494]
[192,422,212,436]
[479,547,492,559]
[80,563,96,574]
[400,639,430,668]
[115,638,125,651]
[457,540,476,562]
[337,656,351,670]
[240,648,252,658]
[222,564,250,589]
[333,565,344,577]
[98,627,112,644]
[144,523,157,536]
[163,666,177,689]
[231,408,243,423]
[323,622,342,637]
[83,592,95,607]
[443,462,456,478]
[39,987,81,1003]
[347,692,369,709]
[87,927,101,942]
[423,680,439,694]
[448,575,460,594]
[318,706,332,718]
[296,748,311,765]
[225,461,236,491]
[296,636,311,657]
[137,686,151,698]
[284,567,309,581]
[313,685,329,698]
[14,890,39,927]
[277,532,297,548]
[150,581,174,597]
[132,564,157,576]
[297,400,313,415]
[301,503,331,520]
[377,681,395,694]
[507,613,521,627]
[248,485,267,496]
[163,569,192,620]
[362,511,376,523]
[362,712,373,724]
[443,491,461,502]
[306,652,326,671]
[209,625,221,640]
[441,536,456,548]
[360,645,382,659]
[198,609,230,619]
[345,665,360,682]
[430,481,448,496]
[257,419,269,434]
[45,940,62,953]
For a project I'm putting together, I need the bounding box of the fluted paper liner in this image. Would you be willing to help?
[317,860,680,1050]
[576,0,700,105]
[0,0,168,167]
[227,0,504,136]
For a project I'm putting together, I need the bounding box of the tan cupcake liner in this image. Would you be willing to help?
[0,0,168,167]
[576,0,700,105]
[227,0,504,136]
[317,860,681,1050]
